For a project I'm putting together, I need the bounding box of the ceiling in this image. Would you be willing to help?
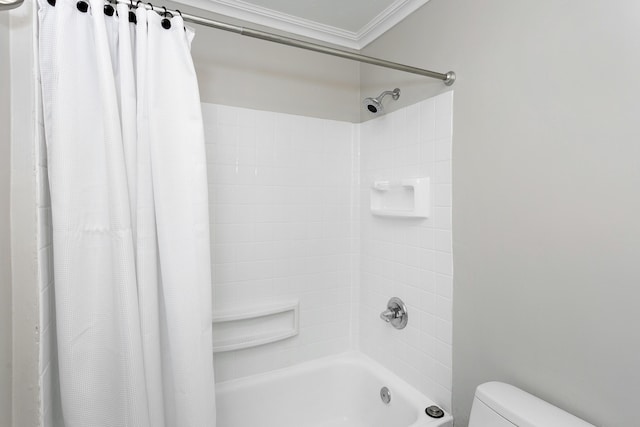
[179,0,430,49]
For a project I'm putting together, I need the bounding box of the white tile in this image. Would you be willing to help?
[200,103,219,123]
[418,228,435,250]
[216,105,239,126]
[212,124,239,146]
[434,160,451,184]
[435,251,453,276]
[435,296,452,322]
[435,91,453,117]
[433,340,452,369]
[420,312,436,336]
[202,98,452,405]
[433,362,452,390]
[435,138,452,162]
[435,318,452,345]
[435,274,453,299]
[435,230,452,253]
[435,115,453,140]
[419,98,436,140]
[418,269,436,293]
[418,332,437,358]
[434,207,452,231]
[420,140,436,164]
[417,283,436,310]
[418,249,435,271]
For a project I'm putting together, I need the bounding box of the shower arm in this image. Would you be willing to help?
[377,89,401,102]
[0,0,23,10]
[106,0,457,86]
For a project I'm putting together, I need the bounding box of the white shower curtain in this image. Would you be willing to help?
[38,0,216,426]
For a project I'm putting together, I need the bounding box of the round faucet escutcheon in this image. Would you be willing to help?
[380,297,408,329]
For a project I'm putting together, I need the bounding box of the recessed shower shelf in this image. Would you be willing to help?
[370,177,430,218]
[211,300,299,353]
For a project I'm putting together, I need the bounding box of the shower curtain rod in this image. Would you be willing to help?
[109,0,457,85]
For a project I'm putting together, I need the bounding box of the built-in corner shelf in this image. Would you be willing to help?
[211,300,299,353]
[370,177,430,218]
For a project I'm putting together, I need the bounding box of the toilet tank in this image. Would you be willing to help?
[468,382,595,427]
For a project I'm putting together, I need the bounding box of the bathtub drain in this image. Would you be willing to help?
[425,405,444,418]
[380,386,391,404]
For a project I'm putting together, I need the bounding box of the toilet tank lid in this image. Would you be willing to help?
[474,382,595,427]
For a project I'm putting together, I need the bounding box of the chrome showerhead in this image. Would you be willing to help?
[363,88,400,115]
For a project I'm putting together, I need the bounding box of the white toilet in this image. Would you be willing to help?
[468,382,595,427]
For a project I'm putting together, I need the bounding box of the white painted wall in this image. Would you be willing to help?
[185,5,362,123]
[360,1,640,425]
[0,12,13,427]
[359,92,453,411]
[9,0,42,426]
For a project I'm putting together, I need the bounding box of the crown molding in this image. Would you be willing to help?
[177,0,430,49]
[357,0,429,48]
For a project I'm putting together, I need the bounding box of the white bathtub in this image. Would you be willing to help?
[215,352,453,427]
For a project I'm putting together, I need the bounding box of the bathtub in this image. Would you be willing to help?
[215,352,453,427]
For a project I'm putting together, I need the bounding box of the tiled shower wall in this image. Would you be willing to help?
[201,104,358,382]
[202,95,453,412]
[359,92,454,410]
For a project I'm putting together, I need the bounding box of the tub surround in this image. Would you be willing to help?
[203,92,453,410]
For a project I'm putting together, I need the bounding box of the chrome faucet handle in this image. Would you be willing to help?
[379,308,396,322]
[380,297,408,329]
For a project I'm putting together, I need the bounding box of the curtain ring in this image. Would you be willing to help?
[146,2,153,12]
[160,5,171,28]
[135,0,141,7]
[175,8,182,17]
[129,0,138,22]
[103,0,115,16]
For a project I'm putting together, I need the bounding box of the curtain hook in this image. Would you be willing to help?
[103,0,115,16]
[129,0,137,22]
[175,9,185,31]
[160,5,172,28]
